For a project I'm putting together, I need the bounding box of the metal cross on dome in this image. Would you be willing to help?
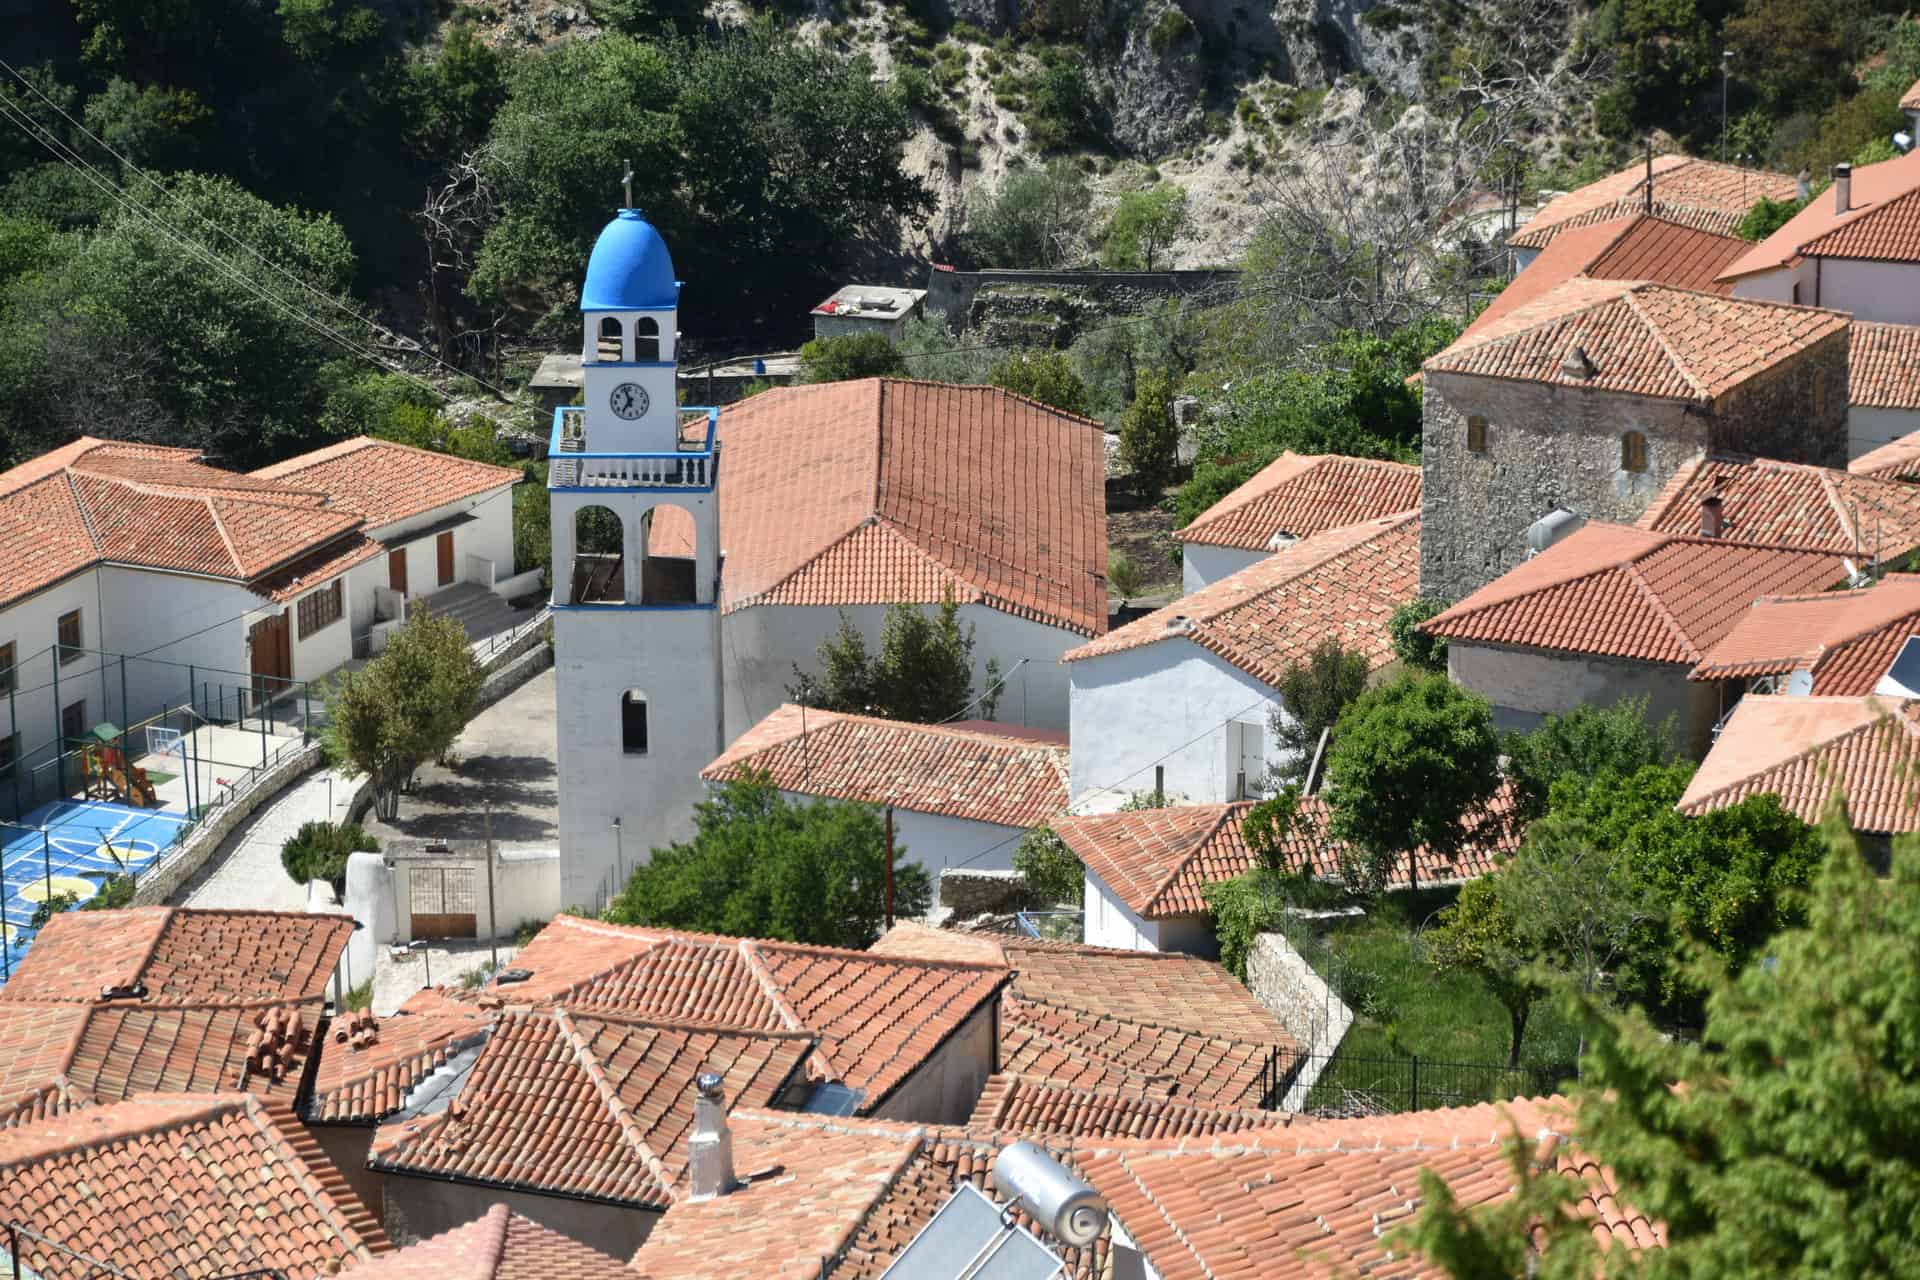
[622,159,633,210]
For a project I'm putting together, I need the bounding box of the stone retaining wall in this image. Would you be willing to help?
[939,868,1031,918]
[1247,928,1354,1111]
[927,267,1243,333]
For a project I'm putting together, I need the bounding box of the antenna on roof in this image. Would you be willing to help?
[621,158,634,210]
[1644,138,1653,214]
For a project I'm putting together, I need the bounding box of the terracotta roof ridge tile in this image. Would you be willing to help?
[253,1096,393,1256]
[0,1091,246,1169]
[552,1007,683,1205]
[60,469,105,557]
[201,494,247,578]
[1620,558,1704,659]
[557,1007,817,1040]
[735,941,830,1075]
[1140,807,1245,919]
[752,933,1014,975]
[1621,286,1710,400]
[1107,1148,1211,1277]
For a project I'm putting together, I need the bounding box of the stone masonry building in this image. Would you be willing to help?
[1418,280,1851,602]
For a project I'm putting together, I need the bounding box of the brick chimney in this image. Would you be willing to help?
[1700,493,1726,539]
[1834,164,1852,215]
[687,1072,735,1201]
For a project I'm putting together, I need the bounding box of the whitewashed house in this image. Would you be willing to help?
[1062,512,1419,812]
[0,437,520,817]
[701,705,1068,878]
[1847,322,1920,459]
[1721,150,1920,323]
[548,211,1108,908]
[1174,452,1420,593]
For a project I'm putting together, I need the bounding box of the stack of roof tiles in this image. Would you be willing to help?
[1064,512,1420,683]
[1175,453,1421,553]
[1508,155,1799,252]
[1421,523,1847,665]
[0,907,353,1112]
[1052,788,1519,922]
[1679,694,1920,830]
[308,986,493,1124]
[1689,575,1920,693]
[647,378,1109,636]
[701,705,1070,828]
[0,1093,388,1279]
[1423,282,1849,403]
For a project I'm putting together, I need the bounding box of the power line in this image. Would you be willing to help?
[0,92,470,408]
[0,54,516,403]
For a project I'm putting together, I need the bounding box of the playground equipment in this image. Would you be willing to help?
[78,724,158,809]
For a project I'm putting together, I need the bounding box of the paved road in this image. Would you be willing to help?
[172,764,359,911]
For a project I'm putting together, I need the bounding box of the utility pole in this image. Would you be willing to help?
[883,807,895,931]
[484,807,498,971]
[1722,51,1733,164]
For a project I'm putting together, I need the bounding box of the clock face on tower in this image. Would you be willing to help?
[609,382,649,420]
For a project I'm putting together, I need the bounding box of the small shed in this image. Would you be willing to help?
[810,285,927,342]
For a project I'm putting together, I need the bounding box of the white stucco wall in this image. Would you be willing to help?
[1730,261,1810,306]
[369,483,518,602]
[721,601,1082,738]
[868,1000,996,1125]
[1850,405,1920,461]
[1067,638,1287,810]
[554,605,725,910]
[1449,640,1723,757]
[772,790,1026,877]
[0,571,110,812]
[1180,544,1265,594]
[1814,258,1920,325]
[1084,866,1162,951]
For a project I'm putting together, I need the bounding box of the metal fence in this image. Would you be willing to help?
[1260,1047,1577,1118]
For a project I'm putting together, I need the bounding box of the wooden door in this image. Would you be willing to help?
[436,531,455,587]
[409,866,478,938]
[249,610,292,707]
[388,548,408,596]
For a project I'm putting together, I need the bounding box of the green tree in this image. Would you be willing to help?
[1268,640,1372,785]
[989,350,1090,416]
[1324,674,1502,894]
[1504,698,1674,823]
[1013,825,1083,905]
[960,160,1093,269]
[1102,183,1190,270]
[1400,817,1920,1278]
[1242,784,1305,873]
[1735,194,1807,242]
[790,594,998,724]
[798,332,906,383]
[1118,366,1179,496]
[606,773,931,948]
[280,820,379,893]
[323,608,482,820]
[1388,598,1451,674]
[1023,50,1096,152]
[1427,877,1539,1066]
[1106,551,1145,604]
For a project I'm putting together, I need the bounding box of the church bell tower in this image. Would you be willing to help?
[549,206,724,910]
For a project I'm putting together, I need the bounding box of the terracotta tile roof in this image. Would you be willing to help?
[702,704,1070,828]
[0,908,353,1106]
[1850,321,1920,409]
[652,379,1109,637]
[371,1008,813,1208]
[995,941,1296,1108]
[1063,513,1419,683]
[1721,149,1920,278]
[1054,789,1519,920]
[1421,522,1847,664]
[1637,455,1920,554]
[1425,282,1849,402]
[1850,431,1920,481]
[1076,1096,1658,1280]
[0,438,375,608]
[0,1078,92,1129]
[345,1203,628,1280]
[253,533,387,603]
[252,436,521,529]
[307,991,493,1124]
[629,1111,923,1280]
[966,1073,1291,1142]
[1689,575,1920,691]
[1678,693,1920,830]
[1509,155,1797,250]
[1176,453,1421,551]
[0,1093,388,1279]
[429,916,1011,1115]
[1462,215,1749,350]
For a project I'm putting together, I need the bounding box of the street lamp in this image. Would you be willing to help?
[1722,51,1734,164]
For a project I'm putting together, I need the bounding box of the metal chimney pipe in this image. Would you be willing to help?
[687,1072,735,1201]
[1834,164,1852,215]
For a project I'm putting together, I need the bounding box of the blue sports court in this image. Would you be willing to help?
[0,800,192,984]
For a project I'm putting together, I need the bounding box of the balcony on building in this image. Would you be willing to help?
[546,405,720,491]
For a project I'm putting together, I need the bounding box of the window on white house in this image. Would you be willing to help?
[1228,719,1265,800]
[621,690,649,755]
[297,579,343,639]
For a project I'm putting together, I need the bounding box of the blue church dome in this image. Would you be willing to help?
[580,209,680,311]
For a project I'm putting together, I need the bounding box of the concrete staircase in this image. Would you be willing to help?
[420,582,537,646]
